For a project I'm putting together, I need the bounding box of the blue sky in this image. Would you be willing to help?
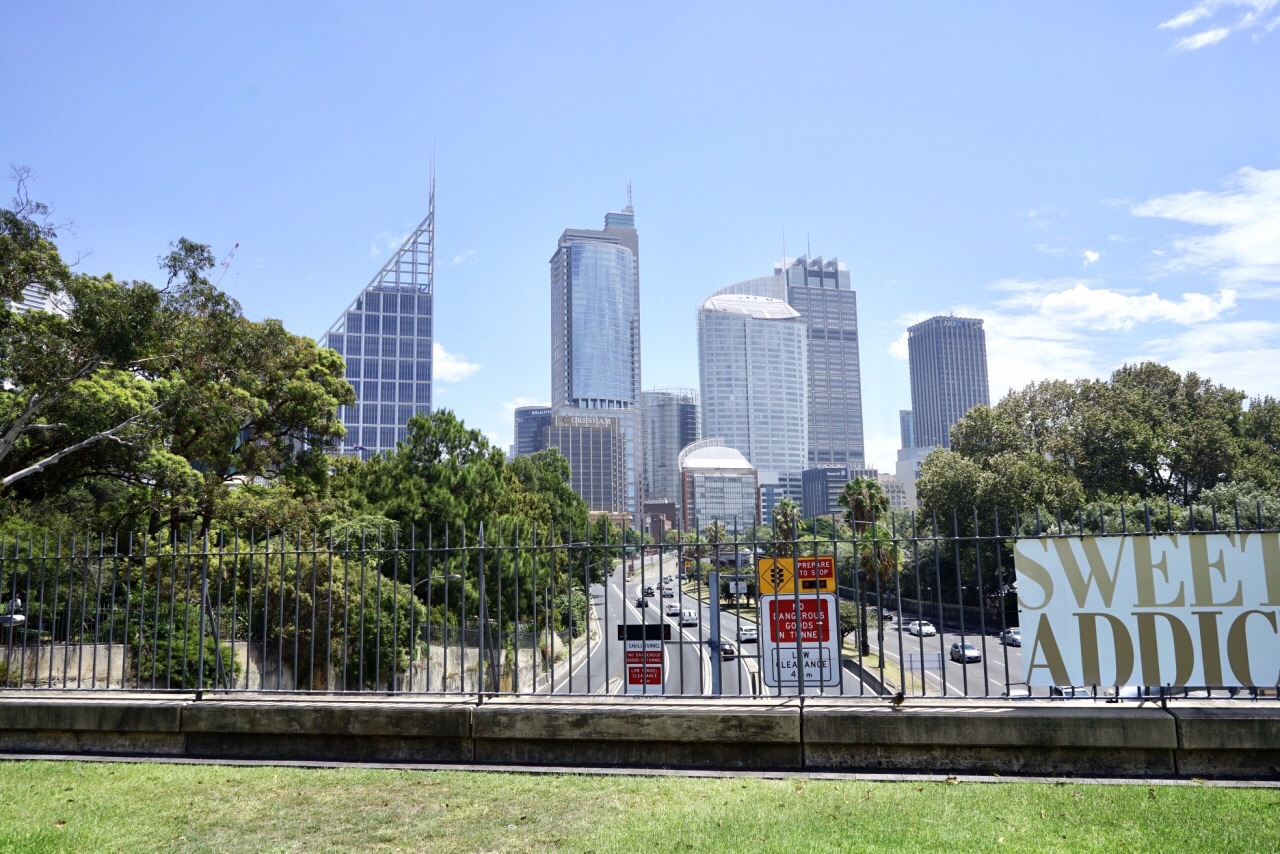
[4,2,1279,471]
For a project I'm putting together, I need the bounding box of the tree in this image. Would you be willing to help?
[771,497,801,546]
[0,166,70,304]
[838,477,890,656]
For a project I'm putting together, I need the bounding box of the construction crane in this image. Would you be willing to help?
[213,242,239,288]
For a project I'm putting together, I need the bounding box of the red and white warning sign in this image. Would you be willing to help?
[759,593,841,689]
[624,639,664,694]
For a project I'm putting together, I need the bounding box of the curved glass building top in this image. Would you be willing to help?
[697,289,808,479]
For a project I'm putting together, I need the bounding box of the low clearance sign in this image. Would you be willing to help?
[1013,534,1280,688]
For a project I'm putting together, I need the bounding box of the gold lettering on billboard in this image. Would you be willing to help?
[1013,534,1280,688]
[1189,534,1243,607]
[1134,612,1195,687]
[1131,536,1185,608]
[1056,537,1125,608]
[1013,542,1053,610]
[1259,532,1280,606]
[1074,612,1134,686]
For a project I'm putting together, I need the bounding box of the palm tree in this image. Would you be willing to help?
[837,477,888,536]
[838,477,891,656]
[771,496,802,550]
[857,522,901,658]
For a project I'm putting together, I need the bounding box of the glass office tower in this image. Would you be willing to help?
[779,255,865,468]
[320,183,434,460]
[907,315,989,449]
[548,205,643,519]
[641,389,700,513]
[697,283,808,520]
[513,406,552,457]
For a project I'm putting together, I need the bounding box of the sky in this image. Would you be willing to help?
[3,2,1279,472]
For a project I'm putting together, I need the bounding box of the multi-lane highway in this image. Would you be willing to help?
[544,552,881,696]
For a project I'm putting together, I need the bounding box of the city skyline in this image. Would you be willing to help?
[6,3,1277,475]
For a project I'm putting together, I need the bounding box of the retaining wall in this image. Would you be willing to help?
[0,693,1276,779]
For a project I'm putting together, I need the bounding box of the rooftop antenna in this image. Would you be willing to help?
[806,231,811,263]
[627,181,633,210]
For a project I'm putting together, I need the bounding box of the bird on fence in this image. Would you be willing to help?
[889,690,905,709]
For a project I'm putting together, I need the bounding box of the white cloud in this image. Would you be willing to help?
[1174,26,1231,49]
[1159,5,1215,28]
[1146,321,1280,396]
[433,342,481,382]
[1037,283,1236,331]
[369,231,411,259]
[1132,166,1280,290]
[452,249,478,265]
[1158,1,1279,49]
[1083,250,1101,266]
[888,331,909,360]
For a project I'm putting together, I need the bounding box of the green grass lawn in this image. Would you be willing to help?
[0,761,1275,853]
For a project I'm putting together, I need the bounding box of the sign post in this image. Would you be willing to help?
[756,557,841,690]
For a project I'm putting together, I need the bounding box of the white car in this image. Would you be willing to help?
[736,625,758,643]
[905,620,937,637]
[999,629,1021,647]
[664,602,681,617]
[680,609,698,627]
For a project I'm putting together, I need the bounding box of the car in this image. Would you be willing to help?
[737,625,758,643]
[1001,685,1032,700]
[635,597,647,608]
[662,587,675,598]
[720,641,737,660]
[643,586,655,597]
[680,609,698,627]
[1050,685,1092,699]
[878,608,896,621]
[662,575,673,584]
[999,629,1022,647]
[950,642,982,663]
[905,620,937,637]
[1107,685,1166,703]
[665,602,681,617]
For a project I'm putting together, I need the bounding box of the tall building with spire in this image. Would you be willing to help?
[320,179,434,460]
[547,202,643,521]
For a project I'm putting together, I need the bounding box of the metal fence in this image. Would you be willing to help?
[1,506,1277,701]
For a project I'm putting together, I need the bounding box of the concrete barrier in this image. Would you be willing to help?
[473,698,801,769]
[0,693,1277,778]
[803,699,1178,776]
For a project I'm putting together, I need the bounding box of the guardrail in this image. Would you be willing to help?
[2,505,1277,702]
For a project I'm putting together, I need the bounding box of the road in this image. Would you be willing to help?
[546,551,878,696]
[866,610,1025,698]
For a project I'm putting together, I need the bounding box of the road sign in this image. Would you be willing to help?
[904,652,945,671]
[624,639,664,694]
[758,592,841,688]
[766,597,832,643]
[756,556,835,595]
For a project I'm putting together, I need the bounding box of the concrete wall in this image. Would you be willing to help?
[0,694,1277,778]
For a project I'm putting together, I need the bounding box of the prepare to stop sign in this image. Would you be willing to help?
[767,598,831,643]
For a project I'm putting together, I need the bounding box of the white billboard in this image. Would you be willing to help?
[1013,533,1280,688]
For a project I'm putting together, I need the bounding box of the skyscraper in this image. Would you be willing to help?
[548,205,643,519]
[907,315,989,449]
[779,256,865,468]
[320,181,434,460]
[513,405,552,457]
[641,389,700,513]
[697,283,808,520]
